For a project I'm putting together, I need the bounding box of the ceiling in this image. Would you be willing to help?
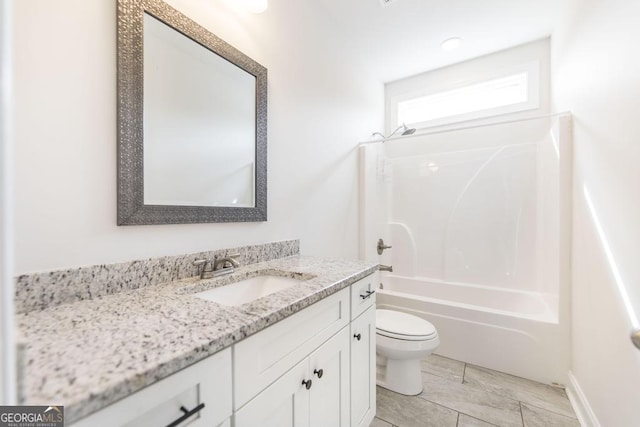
[316,0,568,83]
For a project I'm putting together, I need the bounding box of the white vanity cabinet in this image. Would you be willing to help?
[350,273,377,427]
[70,347,232,427]
[233,287,351,426]
[235,327,350,427]
[234,273,378,427]
[69,272,377,427]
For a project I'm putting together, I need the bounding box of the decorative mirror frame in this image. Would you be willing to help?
[117,0,267,225]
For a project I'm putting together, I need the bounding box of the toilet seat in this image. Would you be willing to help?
[376,309,437,341]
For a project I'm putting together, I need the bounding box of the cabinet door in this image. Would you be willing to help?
[350,305,376,427]
[309,327,350,427]
[234,358,310,427]
[234,288,349,409]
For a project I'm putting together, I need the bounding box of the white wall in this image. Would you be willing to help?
[1,0,15,405]
[552,0,640,425]
[12,0,383,274]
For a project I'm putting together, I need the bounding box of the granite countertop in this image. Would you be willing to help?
[16,256,378,423]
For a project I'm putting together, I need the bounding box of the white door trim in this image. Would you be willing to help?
[0,0,16,405]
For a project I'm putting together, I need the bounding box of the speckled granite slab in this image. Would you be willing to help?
[16,255,378,424]
[15,240,299,314]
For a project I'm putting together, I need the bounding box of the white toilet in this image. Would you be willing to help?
[376,309,440,395]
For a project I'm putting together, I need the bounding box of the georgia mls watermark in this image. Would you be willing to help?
[0,406,63,427]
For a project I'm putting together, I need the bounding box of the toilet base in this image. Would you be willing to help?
[376,357,423,395]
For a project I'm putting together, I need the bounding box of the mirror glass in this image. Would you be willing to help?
[117,0,267,225]
[143,13,256,208]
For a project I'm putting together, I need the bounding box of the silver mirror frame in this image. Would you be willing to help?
[117,0,267,225]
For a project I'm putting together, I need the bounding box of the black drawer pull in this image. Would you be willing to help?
[314,368,324,378]
[360,290,375,300]
[354,333,362,341]
[302,379,313,390]
[166,403,205,427]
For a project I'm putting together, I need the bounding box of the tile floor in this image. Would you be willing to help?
[371,355,581,427]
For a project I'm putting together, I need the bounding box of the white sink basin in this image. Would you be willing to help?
[194,275,303,306]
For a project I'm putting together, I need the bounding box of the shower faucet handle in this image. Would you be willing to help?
[377,238,392,255]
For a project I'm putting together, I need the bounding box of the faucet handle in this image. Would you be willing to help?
[377,238,392,255]
[215,253,240,269]
[193,259,214,279]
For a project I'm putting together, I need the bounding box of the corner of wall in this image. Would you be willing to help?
[565,371,601,427]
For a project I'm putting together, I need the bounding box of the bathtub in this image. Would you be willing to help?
[377,274,569,385]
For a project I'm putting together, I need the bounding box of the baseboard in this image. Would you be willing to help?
[566,371,600,427]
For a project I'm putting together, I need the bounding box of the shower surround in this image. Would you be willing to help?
[360,114,572,384]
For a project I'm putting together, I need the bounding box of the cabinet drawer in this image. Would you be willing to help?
[234,288,350,409]
[71,348,232,427]
[350,273,378,320]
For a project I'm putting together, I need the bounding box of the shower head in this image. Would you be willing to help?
[400,124,416,135]
[372,123,417,140]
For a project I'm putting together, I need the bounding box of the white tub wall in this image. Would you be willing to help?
[371,114,572,386]
[359,143,390,263]
[552,0,640,425]
[383,118,550,293]
[378,292,568,385]
[535,114,572,324]
[535,119,560,300]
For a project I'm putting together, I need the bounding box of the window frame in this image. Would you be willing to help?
[387,60,540,131]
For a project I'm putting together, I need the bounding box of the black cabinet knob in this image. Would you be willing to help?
[302,379,313,390]
[314,368,324,378]
[354,333,362,341]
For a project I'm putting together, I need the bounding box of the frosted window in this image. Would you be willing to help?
[398,72,530,126]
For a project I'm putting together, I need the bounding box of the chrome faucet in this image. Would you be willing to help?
[213,254,240,276]
[379,264,393,272]
[193,259,215,279]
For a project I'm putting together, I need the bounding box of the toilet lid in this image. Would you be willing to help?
[376,309,437,340]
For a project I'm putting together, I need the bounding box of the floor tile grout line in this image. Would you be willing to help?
[385,357,578,427]
[415,392,520,424]
[519,400,579,420]
[466,363,570,395]
[413,393,472,420]
[456,367,575,418]
[458,411,501,427]
[421,372,524,407]
[420,369,464,384]
[374,414,396,426]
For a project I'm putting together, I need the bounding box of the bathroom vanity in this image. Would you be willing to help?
[72,275,377,427]
[15,243,377,426]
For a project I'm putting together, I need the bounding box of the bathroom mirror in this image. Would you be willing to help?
[117,0,267,225]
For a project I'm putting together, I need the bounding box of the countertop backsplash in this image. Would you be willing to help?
[14,240,300,314]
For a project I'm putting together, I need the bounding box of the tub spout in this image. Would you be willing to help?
[379,264,393,272]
